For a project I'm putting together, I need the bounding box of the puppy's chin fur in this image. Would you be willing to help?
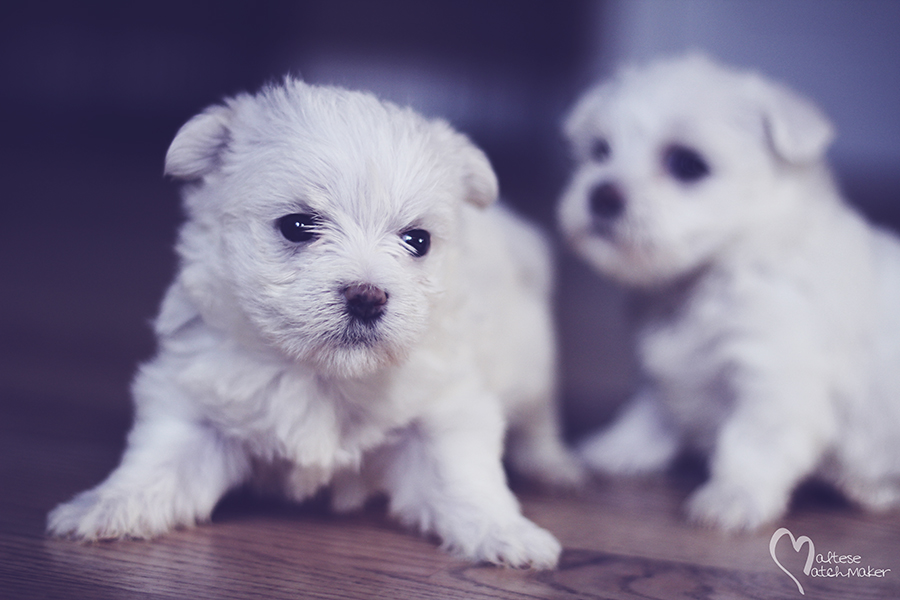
[562,227,706,289]
[301,335,408,380]
[47,77,582,569]
[565,54,900,531]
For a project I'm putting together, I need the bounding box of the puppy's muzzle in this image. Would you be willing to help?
[343,283,388,323]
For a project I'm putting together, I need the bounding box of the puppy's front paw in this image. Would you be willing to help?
[578,398,678,475]
[578,428,674,475]
[447,516,562,570]
[47,488,180,541]
[509,444,587,490]
[329,469,374,513]
[534,453,588,490]
[686,480,786,532]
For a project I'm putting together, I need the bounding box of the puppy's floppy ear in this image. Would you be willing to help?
[164,103,233,180]
[437,123,498,208]
[562,82,610,143]
[459,139,499,208]
[754,78,834,165]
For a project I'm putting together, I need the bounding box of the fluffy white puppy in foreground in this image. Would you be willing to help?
[48,78,580,568]
[559,55,900,531]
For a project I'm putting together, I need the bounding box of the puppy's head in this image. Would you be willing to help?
[558,54,834,287]
[164,78,498,378]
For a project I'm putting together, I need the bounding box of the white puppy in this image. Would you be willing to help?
[48,78,581,568]
[559,55,900,531]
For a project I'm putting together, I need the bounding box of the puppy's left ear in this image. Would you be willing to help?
[754,79,834,165]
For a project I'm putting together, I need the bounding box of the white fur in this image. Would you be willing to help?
[560,55,900,530]
[48,78,581,568]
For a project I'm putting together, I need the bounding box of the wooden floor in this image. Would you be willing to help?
[2,151,899,600]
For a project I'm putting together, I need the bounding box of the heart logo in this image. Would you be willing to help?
[770,528,815,595]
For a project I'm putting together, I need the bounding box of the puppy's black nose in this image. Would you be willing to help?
[343,283,388,322]
[589,183,625,221]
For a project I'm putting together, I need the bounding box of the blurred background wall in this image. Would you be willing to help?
[1,0,897,439]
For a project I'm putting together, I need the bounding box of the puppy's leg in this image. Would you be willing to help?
[578,389,679,475]
[505,400,585,488]
[837,476,900,513]
[329,467,378,513]
[687,381,834,531]
[47,416,250,540]
[383,393,561,569]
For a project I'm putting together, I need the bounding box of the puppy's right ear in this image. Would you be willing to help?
[164,104,233,180]
[460,140,499,208]
[754,79,834,166]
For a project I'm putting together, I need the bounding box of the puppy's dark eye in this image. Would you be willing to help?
[664,145,710,182]
[401,229,430,257]
[277,213,318,243]
[590,138,611,162]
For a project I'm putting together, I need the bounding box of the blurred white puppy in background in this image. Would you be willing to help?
[47,78,581,568]
[559,54,900,531]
